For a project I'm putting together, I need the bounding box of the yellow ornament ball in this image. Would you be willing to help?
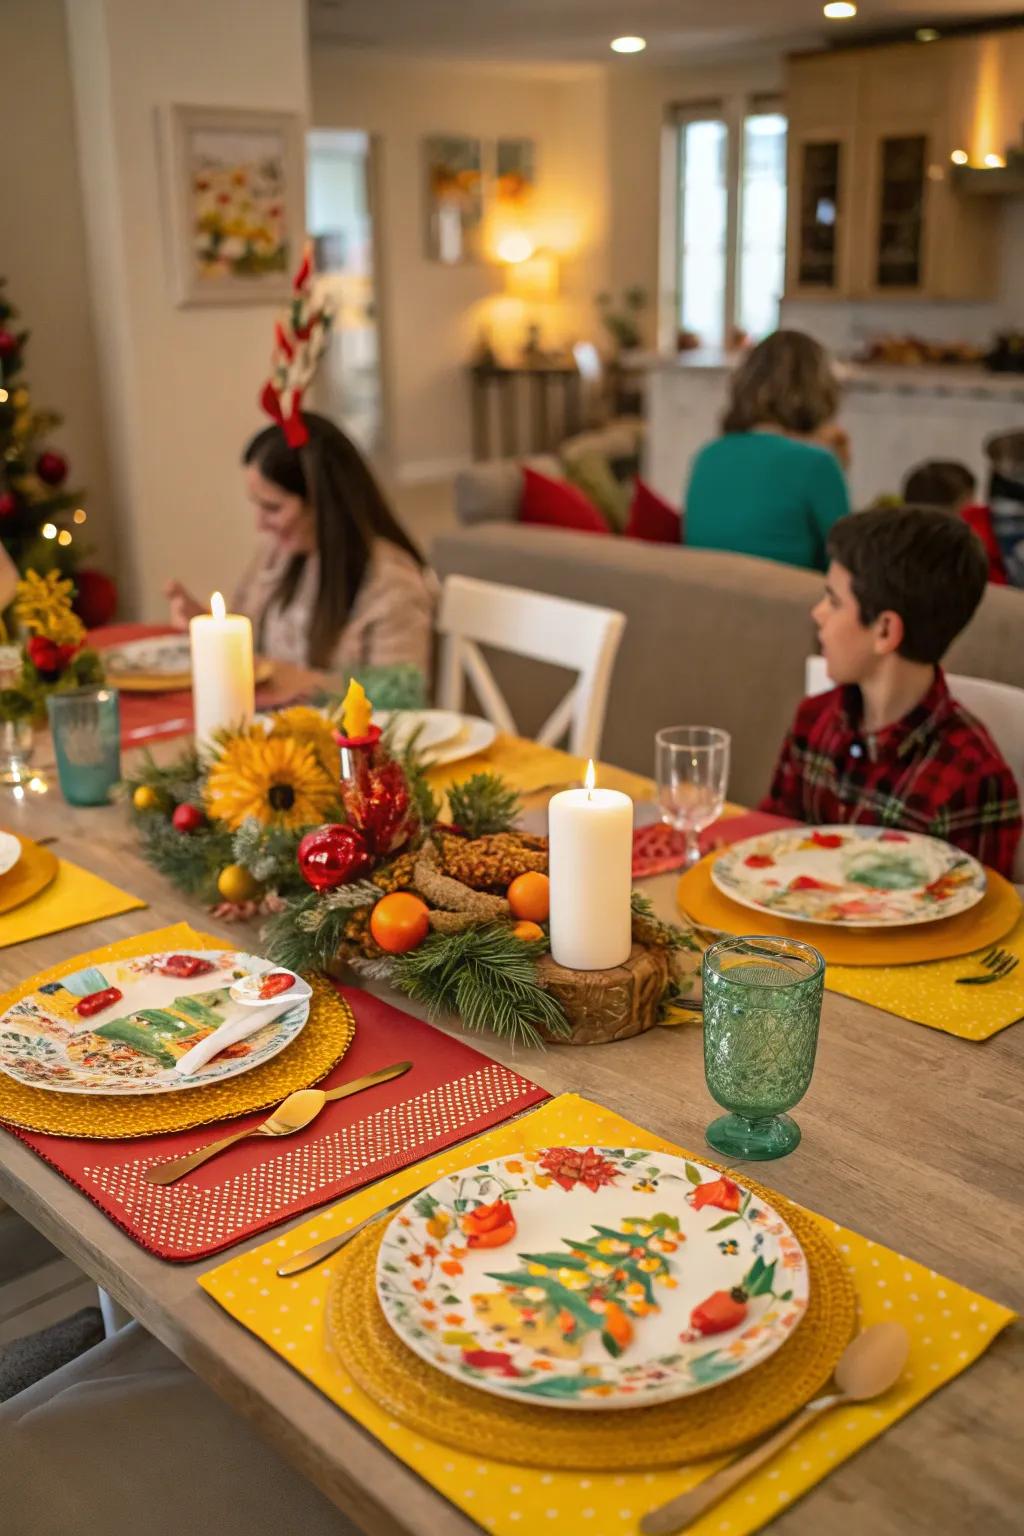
[132,784,162,812]
[216,863,262,903]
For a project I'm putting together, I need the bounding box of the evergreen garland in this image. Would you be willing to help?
[136,814,235,902]
[446,773,521,838]
[384,923,570,1049]
[262,881,381,974]
[231,817,309,895]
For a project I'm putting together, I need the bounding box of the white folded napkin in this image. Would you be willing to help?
[173,1000,288,1077]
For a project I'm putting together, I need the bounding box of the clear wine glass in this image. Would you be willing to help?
[655,726,731,868]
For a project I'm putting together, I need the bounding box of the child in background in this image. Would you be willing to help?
[901,459,1006,584]
[762,507,1021,877]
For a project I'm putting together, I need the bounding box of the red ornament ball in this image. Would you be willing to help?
[171,803,206,834]
[0,491,16,519]
[72,567,117,628]
[297,823,372,891]
[36,450,68,486]
[0,330,18,360]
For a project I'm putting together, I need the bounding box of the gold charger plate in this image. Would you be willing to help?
[0,924,353,1137]
[678,851,1022,966]
[326,1174,857,1469]
[109,656,274,693]
[0,835,59,916]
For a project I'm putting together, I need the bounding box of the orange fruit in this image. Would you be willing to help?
[512,919,545,942]
[370,891,431,954]
[507,871,550,922]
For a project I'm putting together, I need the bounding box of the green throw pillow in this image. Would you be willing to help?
[562,452,631,533]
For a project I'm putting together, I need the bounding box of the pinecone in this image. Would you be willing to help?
[435,831,548,892]
[371,849,419,894]
[343,906,382,958]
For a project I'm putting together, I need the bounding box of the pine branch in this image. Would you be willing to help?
[446,773,521,837]
[388,924,569,1048]
[261,887,373,974]
[125,746,203,807]
[231,816,309,894]
[137,815,234,902]
[631,890,701,953]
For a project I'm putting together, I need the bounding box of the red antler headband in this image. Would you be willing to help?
[259,242,334,448]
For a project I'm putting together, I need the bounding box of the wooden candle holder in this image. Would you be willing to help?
[536,942,671,1046]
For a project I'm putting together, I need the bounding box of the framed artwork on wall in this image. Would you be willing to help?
[160,103,305,306]
[424,135,483,264]
[495,138,536,212]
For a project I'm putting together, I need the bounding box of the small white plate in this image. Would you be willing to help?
[0,832,22,879]
[416,716,498,768]
[374,709,465,755]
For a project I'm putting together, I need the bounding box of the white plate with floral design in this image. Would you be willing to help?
[376,1146,808,1410]
[0,950,309,1095]
[711,825,986,927]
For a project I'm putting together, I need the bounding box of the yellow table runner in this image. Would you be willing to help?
[201,1094,1014,1536]
[427,733,655,803]
[0,854,146,949]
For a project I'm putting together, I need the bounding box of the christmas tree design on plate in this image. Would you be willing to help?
[476,1211,683,1364]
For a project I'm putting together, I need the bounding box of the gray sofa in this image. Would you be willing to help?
[432,523,1024,806]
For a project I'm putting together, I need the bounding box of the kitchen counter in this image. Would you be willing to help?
[644,355,1024,509]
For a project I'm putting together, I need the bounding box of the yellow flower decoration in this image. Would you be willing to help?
[14,570,85,647]
[268,707,340,777]
[205,730,338,831]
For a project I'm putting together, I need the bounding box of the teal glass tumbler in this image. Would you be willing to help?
[47,687,121,806]
[702,935,824,1160]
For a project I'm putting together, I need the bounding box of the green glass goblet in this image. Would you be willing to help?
[702,935,824,1160]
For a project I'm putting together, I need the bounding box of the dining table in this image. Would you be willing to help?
[0,680,1020,1536]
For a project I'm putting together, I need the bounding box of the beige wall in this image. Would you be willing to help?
[0,0,114,578]
[310,51,610,479]
[65,0,310,620]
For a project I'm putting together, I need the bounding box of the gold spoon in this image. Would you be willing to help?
[144,1088,327,1186]
[640,1322,910,1535]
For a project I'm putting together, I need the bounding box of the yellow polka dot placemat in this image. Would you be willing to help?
[0,923,354,1136]
[201,1094,1015,1536]
[825,913,1024,1040]
[0,851,147,948]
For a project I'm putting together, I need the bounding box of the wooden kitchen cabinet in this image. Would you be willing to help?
[785,37,1001,302]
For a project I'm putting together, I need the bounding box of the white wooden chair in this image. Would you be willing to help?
[806,655,1024,879]
[437,576,626,760]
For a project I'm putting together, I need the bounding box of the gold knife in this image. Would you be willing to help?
[276,1176,434,1278]
[144,1061,413,1187]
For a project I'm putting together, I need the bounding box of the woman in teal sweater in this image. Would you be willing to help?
[685,331,850,571]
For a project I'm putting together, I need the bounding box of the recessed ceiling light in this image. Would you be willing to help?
[916,28,940,42]
[823,3,857,17]
[984,153,1006,169]
[950,149,969,165]
[611,35,646,53]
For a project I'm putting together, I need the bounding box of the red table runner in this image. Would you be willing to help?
[631,809,798,880]
[3,987,550,1262]
[90,623,307,747]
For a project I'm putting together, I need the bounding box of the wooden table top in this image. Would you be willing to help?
[0,720,1021,1536]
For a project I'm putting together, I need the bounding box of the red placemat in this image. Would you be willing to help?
[3,986,549,1262]
[631,810,800,879]
[90,624,306,747]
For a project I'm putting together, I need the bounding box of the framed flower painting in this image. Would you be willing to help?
[424,135,483,264]
[160,104,305,306]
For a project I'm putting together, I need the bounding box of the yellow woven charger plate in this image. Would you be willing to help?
[0,924,354,1138]
[678,853,1022,966]
[0,835,59,915]
[326,1173,857,1470]
[108,657,274,693]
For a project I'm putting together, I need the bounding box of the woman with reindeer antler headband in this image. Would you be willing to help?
[165,248,435,675]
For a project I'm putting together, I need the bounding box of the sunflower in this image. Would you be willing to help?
[205,730,338,831]
[267,706,340,777]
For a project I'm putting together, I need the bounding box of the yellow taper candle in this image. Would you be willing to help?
[341,677,373,738]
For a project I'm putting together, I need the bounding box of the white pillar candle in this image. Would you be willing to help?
[189,591,255,746]
[549,761,633,971]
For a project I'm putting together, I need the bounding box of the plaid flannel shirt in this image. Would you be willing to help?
[761,669,1022,878]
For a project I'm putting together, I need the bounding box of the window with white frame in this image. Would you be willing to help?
[671,97,787,351]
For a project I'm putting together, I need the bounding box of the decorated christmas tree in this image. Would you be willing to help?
[0,276,90,584]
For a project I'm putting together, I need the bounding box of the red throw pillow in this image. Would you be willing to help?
[520,468,610,534]
[625,479,682,544]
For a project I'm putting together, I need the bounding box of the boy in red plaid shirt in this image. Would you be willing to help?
[762,507,1022,877]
